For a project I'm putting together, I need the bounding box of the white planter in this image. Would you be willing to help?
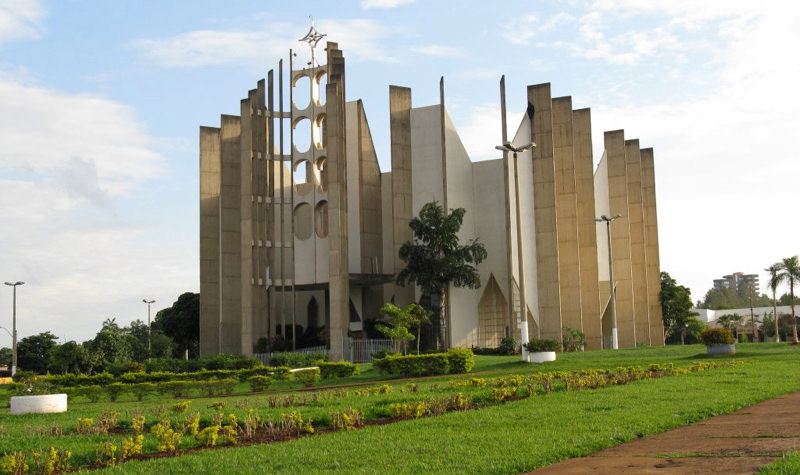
[10,394,68,415]
[706,344,736,356]
[528,351,557,363]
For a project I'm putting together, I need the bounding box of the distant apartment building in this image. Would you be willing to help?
[713,272,760,294]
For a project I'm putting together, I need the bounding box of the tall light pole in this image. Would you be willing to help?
[4,281,24,376]
[496,141,535,360]
[142,299,155,357]
[595,214,621,349]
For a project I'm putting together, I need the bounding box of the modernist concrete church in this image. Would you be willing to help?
[199,30,664,359]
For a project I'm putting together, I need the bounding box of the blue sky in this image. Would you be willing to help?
[0,0,798,344]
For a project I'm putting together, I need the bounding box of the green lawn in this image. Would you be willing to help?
[2,343,799,474]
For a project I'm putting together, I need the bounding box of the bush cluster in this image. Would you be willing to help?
[318,362,359,379]
[524,338,561,353]
[372,349,474,377]
[471,336,516,355]
[700,328,735,346]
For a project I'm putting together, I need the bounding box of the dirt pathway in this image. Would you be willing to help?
[527,391,800,474]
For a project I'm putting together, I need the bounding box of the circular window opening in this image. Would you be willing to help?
[315,200,328,238]
[313,113,326,150]
[315,156,327,192]
[293,159,312,195]
[293,203,312,240]
[314,71,327,106]
[293,117,311,154]
[293,74,310,111]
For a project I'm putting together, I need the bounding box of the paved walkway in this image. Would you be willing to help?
[529,391,800,474]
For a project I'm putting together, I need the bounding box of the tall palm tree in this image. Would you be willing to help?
[766,264,781,342]
[777,255,800,343]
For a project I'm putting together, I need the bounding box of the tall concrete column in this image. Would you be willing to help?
[389,86,415,306]
[240,92,255,355]
[529,83,562,341]
[325,43,348,361]
[641,148,664,344]
[552,96,582,337]
[199,126,221,357]
[604,130,635,348]
[625,140,650,344]
[573,108,602,350]
[220,115,243,354]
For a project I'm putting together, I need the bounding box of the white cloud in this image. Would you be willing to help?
[0,77,164,196]
[132,19,403,67]
[411,44,464,57]
[0,0,46,45]
[362,0,414,9]
[0,75,180,342]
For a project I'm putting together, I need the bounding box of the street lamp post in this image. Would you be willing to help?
[142,299,155,357]
[496,141,535,360]
[4,281,24,376]
[594,214,621,349]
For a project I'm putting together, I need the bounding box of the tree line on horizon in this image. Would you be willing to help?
[0,292,199,375]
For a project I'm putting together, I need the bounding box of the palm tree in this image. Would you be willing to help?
[776,255,800,343]
[765,263,781,342]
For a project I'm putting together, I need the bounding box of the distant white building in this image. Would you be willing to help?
[695,305,795,325]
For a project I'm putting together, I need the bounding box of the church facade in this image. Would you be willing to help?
[199,37,664,359]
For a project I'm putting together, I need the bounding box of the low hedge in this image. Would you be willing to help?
[36,366,290,388]
[318,362,359,379]
[373,349,475,377]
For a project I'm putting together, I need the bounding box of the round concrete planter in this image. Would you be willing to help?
[10,394,68,415]
[528,351,557,363]
[706,344,736,356]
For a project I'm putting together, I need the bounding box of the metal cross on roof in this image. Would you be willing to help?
[299,17,326,67]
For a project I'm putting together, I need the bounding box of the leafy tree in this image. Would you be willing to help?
[699,286,770,310]
[377,303,432,355]
[766,264,781,342]
[396,202,487,350]
[0,347,10,368]
[48,341,90,374]
[776,255,800,342]
[124,319,151,363]
[150,333,175,359]
[85,324,132,373]
[659,272,700,344]
[17,332,59,374]
[778,293,800,306]
[716,313,744,339]
[152,292,199,358]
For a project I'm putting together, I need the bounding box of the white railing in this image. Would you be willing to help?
[343,337,395,363]
[254,340,396,364]
[252,345,329,366]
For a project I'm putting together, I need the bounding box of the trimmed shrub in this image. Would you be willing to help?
[446,349,475,374]
[373,353,449,377]
[247,375,272,392]
[105,382,128,402]
[130,382,157,401]
[701,328,735,346]
[294,368,321,387]
[318,362,359,379]
[499,337,516,355]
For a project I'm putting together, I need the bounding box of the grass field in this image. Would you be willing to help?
[2,343,799,474]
